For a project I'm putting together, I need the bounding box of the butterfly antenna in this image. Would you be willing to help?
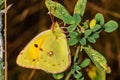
[60,25,70,39]
[48,11,54,23]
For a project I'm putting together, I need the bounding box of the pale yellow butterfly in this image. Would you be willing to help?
[16,22,71,74]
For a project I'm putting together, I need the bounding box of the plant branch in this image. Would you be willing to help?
[4,0,7,80]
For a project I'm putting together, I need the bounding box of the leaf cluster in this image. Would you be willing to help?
[45,0,118,80]
[71,59,91,80]
[68,13,118,46]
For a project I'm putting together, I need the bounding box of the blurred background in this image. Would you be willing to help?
[7,0,120,80]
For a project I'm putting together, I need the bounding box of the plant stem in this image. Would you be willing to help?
[73,45,80,63]
[65,45,80,80]
[64,70,72,80]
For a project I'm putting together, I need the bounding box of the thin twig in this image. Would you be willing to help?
[4,0,7,80]
[27,70,36,80]
[73,45,80,63]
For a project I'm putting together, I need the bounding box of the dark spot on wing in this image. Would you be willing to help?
[34,44,38,48]
[39,48,43,51]
[32,59,36,61]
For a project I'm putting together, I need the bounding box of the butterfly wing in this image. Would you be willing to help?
[38,31,71,73]
[16,30,51,69]
[17,23,71,73]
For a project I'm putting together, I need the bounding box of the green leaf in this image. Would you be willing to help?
[80,58,91,68]
[73,63,81,71]
[79,37,86,46]
[62,14,75,24]
[92,24,101,32]
[68,38,78,46]
[74,0,87,17]
[84,29,92,37]
[71,68,76,74]
[72,63,81,74]
[73,13,81,24]
[67,24,77,32]
[45,0,75,24]
[70,31,79,38]
[95,13,104,25]
[79,77,84,80]
[92,33,99,39]
[88,36,96,43]
[75,66,81,71]
[83,47,111,73]
[53,73,64,79]
[73,72,82,79]
[103,20,118,32]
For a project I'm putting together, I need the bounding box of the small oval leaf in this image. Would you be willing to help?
[53,73,64,79]
[95,13,104,26]
[90,19,96,29]
[103,20,118,32]
[92,33,99,39]
[92,24,101,32]
[84,29,92,37]
[70,31,79,38]
[68,38,78,46]
[88,36,96,43]
[80,58,91,68]
[67,24,77,32]
[79,37,86,46]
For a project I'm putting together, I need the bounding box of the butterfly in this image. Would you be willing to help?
[16,22,71,74]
